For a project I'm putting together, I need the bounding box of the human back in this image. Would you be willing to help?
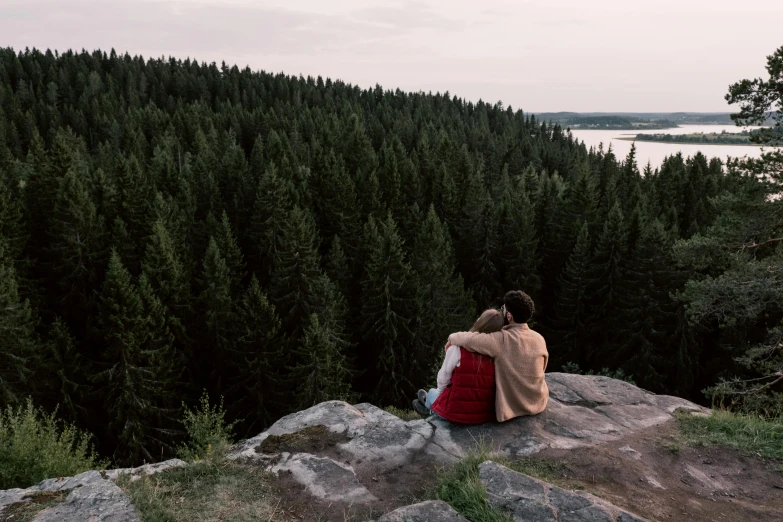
[448,291,549,422]
[429,309,502,424]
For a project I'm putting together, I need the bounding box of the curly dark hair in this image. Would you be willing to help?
[503,290,535,324]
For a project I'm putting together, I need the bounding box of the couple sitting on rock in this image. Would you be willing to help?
[413,290,549,424]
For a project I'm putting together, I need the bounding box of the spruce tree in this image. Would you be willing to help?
[48,165,105,324]
[534,171,565,306]
[341,113,378,178]
[360,214,414,405]
[113,154,152,272]
[96,250,178,464]
[196,238,234,396]
[458,180,500,306]
[586,203,628,363]
[142,217,191,358]
[43,317,85,422]
[207,211,246,294]
[614,220,675,391]
[410,206,474,382]
[325,235,351,299]
[249,164,291,283]
[497,177,540,299]
[290,314,353,410]
[270,206,322,344]
[0,238,36,407]
[227,275,283,433]
[311,152,361,257]
[551,222,592,367]
[0,167,26,263]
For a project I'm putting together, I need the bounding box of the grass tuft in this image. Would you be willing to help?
[118,460,280,522]
[435,443,512,522]
[383,406,422,422]
[676,409,783,461]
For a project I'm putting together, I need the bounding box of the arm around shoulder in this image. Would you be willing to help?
[448,330,502,357]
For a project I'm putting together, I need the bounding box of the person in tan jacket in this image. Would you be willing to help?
[447,290,549,422]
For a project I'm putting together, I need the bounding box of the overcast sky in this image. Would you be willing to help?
[2,0,781,112]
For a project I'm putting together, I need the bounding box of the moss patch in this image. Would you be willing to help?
[0,490,68,522]
[256,425,349,454]
[504,458,583,490]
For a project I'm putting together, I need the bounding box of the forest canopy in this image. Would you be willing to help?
[0,46,780,466]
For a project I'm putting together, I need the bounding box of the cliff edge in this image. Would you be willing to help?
[1,373,744,521]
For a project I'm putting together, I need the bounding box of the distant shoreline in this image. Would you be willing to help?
[615,136,765,147]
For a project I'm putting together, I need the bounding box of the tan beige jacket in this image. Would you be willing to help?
[448,323,549,422]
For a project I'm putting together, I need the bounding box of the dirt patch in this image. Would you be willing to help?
[268,460,438,522]
[0,490,68,522]
[256,425,350,455]
[517,420,783,521]
[254,425,441,521]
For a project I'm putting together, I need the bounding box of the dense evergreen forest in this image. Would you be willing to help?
[0,47,781,466]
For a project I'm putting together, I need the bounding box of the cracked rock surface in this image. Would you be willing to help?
[479,461,646,522]
[376,500,470,521]
[229,373,706,517]
[271,452,378,503]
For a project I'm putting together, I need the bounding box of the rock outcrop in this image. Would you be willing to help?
[0,374,709,521]
[0,459,186,522]
[479,461,645,521]
[376,500,469,521]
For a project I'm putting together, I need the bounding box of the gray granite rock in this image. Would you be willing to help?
[103,458,187,482]
[1,373,707,520]
[435,373,708,459]
[36,470,106,492]
[0,459,185,521]
[226,373,707,508]
[234,374,707,471]
[271,452,377,503]
[376,500,469,521]
[32,479,139,522]
[479,461,647,522]
[0,488,27,514]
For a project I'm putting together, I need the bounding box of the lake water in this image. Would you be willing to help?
[568,124,773,170]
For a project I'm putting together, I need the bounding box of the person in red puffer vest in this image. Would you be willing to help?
[413,309,503,424]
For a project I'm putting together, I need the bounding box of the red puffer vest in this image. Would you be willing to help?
[430,347,496,424]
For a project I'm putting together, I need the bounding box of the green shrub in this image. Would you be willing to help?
[0,399,105,489]
[177,391,236,462]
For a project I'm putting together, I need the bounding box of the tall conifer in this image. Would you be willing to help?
[360,215,413,405]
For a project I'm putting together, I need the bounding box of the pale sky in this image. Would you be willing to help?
[2,0,781,112]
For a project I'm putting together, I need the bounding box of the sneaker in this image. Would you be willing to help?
[412,399,429,417]
[417,389,427,403]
